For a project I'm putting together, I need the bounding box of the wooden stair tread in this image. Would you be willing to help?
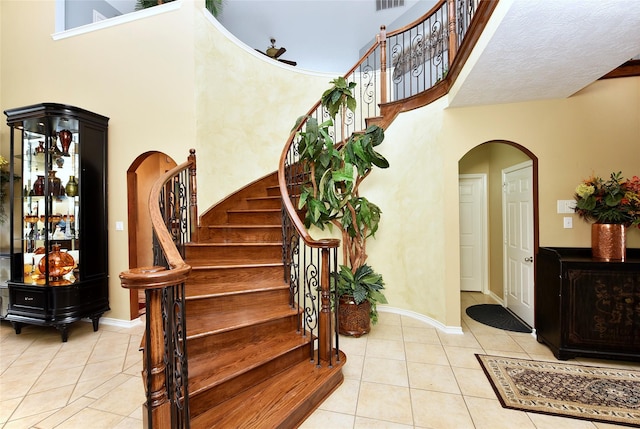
[186,280,288,298]
[204,224,281,229]
[227,208,280,213]
[190,352,346,429]
[187,256,281,266]
[186,242,282,247]
[246,196,281,201]
[187,303,298,338]
[188,330,311,395]
[190,261,283,270]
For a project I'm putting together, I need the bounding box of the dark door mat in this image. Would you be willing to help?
[465,304,532,333]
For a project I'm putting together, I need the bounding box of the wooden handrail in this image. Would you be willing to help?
[120,150,196,429]
[278,106,340,250]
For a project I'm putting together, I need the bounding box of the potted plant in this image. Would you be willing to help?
[294,77,389,336]
[574,171,640,261]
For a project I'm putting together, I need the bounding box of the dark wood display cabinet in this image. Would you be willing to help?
[4,103,109,342]
[536,247,640,362]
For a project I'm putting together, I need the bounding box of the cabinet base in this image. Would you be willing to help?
[8,313,103,342]
[537,334,640,362]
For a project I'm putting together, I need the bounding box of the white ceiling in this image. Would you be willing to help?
[449,0,640,107]
[217,0,432,73]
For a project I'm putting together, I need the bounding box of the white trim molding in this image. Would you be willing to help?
[53,1,182,41]
[378,305,464,335]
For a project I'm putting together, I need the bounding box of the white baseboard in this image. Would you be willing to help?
[81,317,144,329]
[378,305,464,335]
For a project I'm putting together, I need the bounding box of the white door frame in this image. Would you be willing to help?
[459,174,488,293]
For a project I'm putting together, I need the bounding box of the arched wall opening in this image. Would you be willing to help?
[458,140,539,320]
[126,151,177,319]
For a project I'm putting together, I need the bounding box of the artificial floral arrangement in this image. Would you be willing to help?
[574,171,640,228]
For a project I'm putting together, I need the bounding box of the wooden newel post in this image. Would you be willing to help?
[318,248,332,363]
[447,0,458,65]
[379,25,387,105]
[188,148,198,242]
[143,287,172,428]
[120,266,172,429]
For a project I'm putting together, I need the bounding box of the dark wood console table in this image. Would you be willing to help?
[536,247,640,362]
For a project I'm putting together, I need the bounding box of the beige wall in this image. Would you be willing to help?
[1,1,639,328]
[0,1,332,321]
[367,77,639,326]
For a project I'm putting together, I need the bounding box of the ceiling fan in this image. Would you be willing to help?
[256,38,297,66]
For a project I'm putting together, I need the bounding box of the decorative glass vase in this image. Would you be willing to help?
[38,244,75,280]
[58,129,72,156]
[32,175,45,196]
[65,175,78,197]
[591,223,626,261]
[47,170,64,196]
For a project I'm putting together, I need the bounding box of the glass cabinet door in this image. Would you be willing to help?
[14,117,80,285]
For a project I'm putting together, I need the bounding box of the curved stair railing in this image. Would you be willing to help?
[120,149,198,429]
[119,1,494,426]
[278,0,491,368]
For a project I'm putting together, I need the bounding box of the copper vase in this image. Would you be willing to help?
[591,223,626,261]
[38,244,75,280]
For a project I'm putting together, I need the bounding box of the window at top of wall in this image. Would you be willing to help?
[376,0,405,11]
[63,0,175,31]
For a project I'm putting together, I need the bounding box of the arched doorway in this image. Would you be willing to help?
[126,152,177,319]
[458,140,539,327]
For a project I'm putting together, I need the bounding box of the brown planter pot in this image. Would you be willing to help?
[591,223,626,261]
[338,295,371,337]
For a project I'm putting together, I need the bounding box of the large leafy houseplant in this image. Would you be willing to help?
[294,77,389,323]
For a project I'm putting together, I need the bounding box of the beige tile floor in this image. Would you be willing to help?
[1,318,145,428]
[1,292,639,428]
[301,292,640,429]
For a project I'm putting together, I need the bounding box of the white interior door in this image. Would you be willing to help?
[503,162,534,327]
[459,175,487,292]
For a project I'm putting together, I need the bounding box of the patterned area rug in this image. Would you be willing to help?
[476,354,640,427]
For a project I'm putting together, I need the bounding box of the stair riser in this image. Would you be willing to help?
[186,289,290,318]
[185,244,282,263]
[266,186,280,197]
[227,211,281,224]
[188,265,284,285]
[274,369,344,429]
[187,314,300,357]
[246,198,282,209]
[200,226,282,243]
[189,345,311,418]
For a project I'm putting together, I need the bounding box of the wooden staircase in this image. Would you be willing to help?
[185,171,345,428]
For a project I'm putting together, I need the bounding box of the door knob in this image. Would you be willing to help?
[524,256,533,262]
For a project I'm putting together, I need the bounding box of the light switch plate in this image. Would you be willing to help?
[557,200,576,214]
[563,217,573,228]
